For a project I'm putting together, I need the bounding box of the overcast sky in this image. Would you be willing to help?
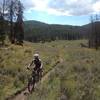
[22,0,100,25]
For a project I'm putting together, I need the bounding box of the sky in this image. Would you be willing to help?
[22,0,100,25]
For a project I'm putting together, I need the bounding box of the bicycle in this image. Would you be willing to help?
[27,68,43,93]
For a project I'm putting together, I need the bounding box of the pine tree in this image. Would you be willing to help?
[0,0,6,45]
[14,0,24,45]
[89,14,100,50]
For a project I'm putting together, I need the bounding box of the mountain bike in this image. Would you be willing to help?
[27,68,42,93]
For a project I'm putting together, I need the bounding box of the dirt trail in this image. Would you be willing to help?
[6,60,63,100]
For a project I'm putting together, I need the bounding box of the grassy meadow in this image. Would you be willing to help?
[28,40,100,100]
[0,40,64,99]
[0,40,100,100]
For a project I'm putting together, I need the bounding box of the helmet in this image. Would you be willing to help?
[34,53,39,58]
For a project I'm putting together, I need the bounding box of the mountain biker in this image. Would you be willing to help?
[27,53,43,79]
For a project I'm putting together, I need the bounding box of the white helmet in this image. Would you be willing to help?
[34,53,39,58]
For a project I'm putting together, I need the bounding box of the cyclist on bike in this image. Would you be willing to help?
[27,53,43,79]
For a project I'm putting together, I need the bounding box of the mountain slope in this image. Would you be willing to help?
[24,20,100,42]
[24,20,82,42]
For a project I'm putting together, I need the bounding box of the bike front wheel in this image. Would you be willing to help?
[28,77,35,93]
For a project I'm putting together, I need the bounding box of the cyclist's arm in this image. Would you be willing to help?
[27,60,34,69]
[40,60,43,69]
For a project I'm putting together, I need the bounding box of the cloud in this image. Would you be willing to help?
[22,0,100,16]
[93,1,100,13]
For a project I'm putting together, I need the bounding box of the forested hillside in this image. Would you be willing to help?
[24,20,90,42]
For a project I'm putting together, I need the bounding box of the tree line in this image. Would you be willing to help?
[24,25,84,43]
[0,0,24,46]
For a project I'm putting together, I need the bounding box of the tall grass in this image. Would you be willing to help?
[28,40,100,100]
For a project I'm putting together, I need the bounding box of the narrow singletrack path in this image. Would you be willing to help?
[6,59,63,100]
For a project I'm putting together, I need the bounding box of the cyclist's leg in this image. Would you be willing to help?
[38,68,42,80]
